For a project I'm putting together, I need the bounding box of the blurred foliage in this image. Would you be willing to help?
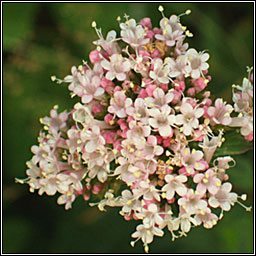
[3,2,253,253]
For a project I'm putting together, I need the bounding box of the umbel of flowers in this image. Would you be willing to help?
[16,6,253,253]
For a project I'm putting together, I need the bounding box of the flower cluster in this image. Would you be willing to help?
[229,67,253,141]
[16,6,253,253]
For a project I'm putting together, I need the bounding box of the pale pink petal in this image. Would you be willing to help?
[191,69,200,79]
[101,59,111,70]
[116,72,126,81]
[106,71,115,81]
[209,197,219,208]
[193,173,204,183]
[222,182,232,193]
[94,87,105,97]
[183,124,192,136]
[175,185,187,196]
[85,140,97,153]
[148,118,158,128]
[221,202,231,211]
[159,125,172,137]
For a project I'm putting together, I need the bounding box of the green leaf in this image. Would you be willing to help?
[214,130,253,156]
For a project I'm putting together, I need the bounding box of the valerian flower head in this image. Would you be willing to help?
[16,6,252,253]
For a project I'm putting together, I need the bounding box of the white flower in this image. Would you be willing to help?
[131,224,164,248]
[101,54,131,81]
[155,15,184,47]
[148,105,176,137]
[149,58,171,84]
[175,101,204,136]
[185,48,209,79]
[162,174,187,200]
[120,18,150,48]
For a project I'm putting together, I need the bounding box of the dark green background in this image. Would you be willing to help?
[3,2,254,253]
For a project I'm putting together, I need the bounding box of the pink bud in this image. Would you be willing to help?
[159,83,168,91]
[113,86,122,93]
[167,198,175,204]
[124,214,132,221]
[193,130,204,141]
[113,139,122,152]
[156,135,163,144]
[151,49,162,58]
[104,113,114,124]
[153,27,162,34]
[193,77,207,91]
[92,183,104,194]
[173,80,185,91]
[163,137,171,147]
[171,90,182,104]
[145,84,157,96]
[187,87,195,96]
[101,131,116,144]
[138,89,149,98]
[92,104,102,114]
[83,192,90,201]
[145,30,155,40]
[140,17,152,30]
[89,50,102,64]
[127,116,134,122]
[245,132,253,141]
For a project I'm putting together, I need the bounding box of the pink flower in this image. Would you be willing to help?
[75,72,105,104]
[120,189,141,215]
[136,203,164,226]
[207,98,233,125]
[93,28,120,55]
[57,187,76,210]
[178,189,207,214]
[175,101,204,136]
[165,55,187,78]
[145,88,174,109]
[137,135,164,160]
[155,15,184,47]
[162,174,187,200]
[194,207,218,229]
[126,98,150,124]
[133,180,161,202]
[101,54,131,81]
[193,168,221,195]
[140,17,152,30]
[229,115,253,137]
[180,147,205,175]
[81,125,105,153]
[127,120,151,139]
[148,106,176,137]
[120,18,150,48]
[31,144,52,165]
[41,108,68,134]
[108,91,133,118]
[149,58,170,84]
[208,183,237,211]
